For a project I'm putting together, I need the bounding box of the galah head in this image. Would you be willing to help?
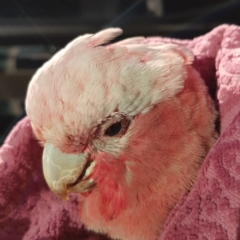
[26,28,216,228]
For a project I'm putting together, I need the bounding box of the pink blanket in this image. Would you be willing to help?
[1,24,240,240]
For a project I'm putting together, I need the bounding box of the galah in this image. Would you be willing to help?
[25,28,218,240]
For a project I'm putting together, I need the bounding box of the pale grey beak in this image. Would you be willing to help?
[42,142,92,199]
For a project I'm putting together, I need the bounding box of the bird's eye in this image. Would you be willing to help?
[100,114,131,138]
[105,121,122,137]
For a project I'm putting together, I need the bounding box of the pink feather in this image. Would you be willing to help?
[25,28,218,240]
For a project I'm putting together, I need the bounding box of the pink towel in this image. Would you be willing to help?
[1,24,240,240]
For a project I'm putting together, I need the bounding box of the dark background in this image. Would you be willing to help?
[0,0,240,144]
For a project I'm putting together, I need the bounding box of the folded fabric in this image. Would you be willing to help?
[1,24,240,240]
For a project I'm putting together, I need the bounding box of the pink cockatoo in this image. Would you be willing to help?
[25,28,218,240]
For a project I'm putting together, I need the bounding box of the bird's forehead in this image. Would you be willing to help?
[28,49,153,132]
[26,38,189,145]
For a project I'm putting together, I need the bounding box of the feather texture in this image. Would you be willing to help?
[26,28,217,240]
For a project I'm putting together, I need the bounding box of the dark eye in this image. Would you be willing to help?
[97,114,132,138]
[105,121,122,136]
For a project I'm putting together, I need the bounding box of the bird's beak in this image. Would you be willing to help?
[42,142,95,200]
